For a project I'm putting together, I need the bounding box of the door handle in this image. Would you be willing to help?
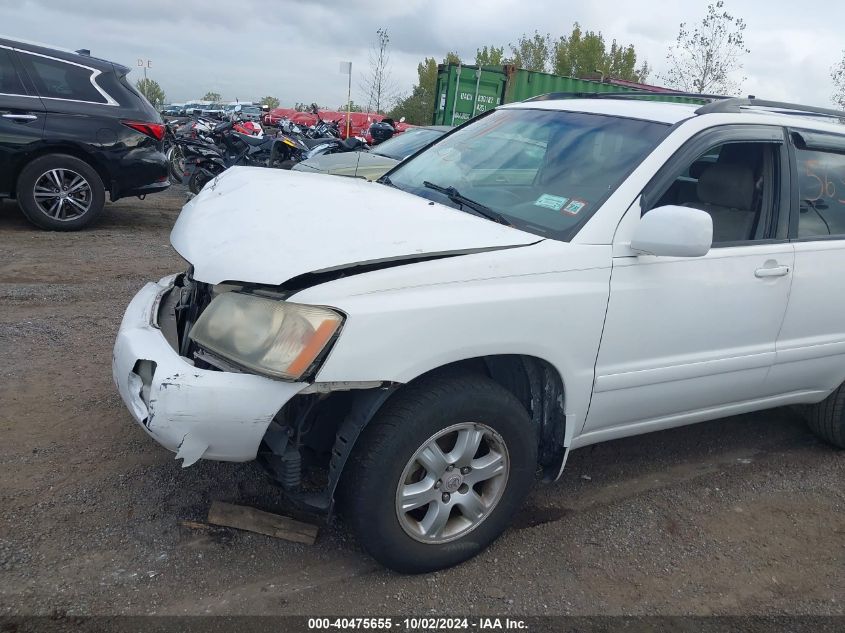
[2,113,38,121]
[755,265,790,278]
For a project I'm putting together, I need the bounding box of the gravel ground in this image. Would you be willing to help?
[0,186,843,617]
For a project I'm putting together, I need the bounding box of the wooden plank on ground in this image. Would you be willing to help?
[207,501,318,545]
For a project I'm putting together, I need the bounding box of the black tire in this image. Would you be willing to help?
[340,371,537,573]
[16,154,105,231]
[188,169,213,195]
[167,146,184,184]
[806,384,845,448]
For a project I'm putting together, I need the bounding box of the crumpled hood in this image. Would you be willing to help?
[171,167,540,286]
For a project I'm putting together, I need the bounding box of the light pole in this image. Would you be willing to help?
[340,61,352,137]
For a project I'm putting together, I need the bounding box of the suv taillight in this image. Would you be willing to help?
[121,120,166,142]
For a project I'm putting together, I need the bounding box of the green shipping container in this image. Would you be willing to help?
[432,63,705,125]
[432,64,508,126]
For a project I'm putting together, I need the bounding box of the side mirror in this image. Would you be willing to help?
[399,116,406,123]
[631,205,713,258]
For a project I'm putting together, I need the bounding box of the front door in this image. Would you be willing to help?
[0,45,45,195]
[584,127,794,437]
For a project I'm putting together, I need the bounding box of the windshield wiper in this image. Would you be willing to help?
[423,181,511,226]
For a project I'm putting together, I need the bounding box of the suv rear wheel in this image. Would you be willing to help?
[341,372,537,573]
[17,154,105,231]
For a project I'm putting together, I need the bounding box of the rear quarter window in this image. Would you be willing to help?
[796,147,845,238]
[0,47,25,94]
[17,51,108,104]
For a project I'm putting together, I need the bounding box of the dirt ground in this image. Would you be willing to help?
[0,186,843,617]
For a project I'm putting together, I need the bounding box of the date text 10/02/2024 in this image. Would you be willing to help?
[307,617,528,630]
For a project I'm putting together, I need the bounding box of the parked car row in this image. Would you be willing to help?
[161,101,265,120]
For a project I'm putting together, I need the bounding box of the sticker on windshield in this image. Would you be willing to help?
[562,199,587,215]
[534,194,569,211]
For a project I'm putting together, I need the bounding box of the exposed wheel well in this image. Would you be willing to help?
[12,146,109,198]
[259,354,568,514]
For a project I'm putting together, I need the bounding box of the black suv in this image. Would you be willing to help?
[0,38,169,230]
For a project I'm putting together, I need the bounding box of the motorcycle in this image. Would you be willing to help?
[369,118,395,145]
[277,117,305,137]
[183,115,303,193]
[164,120,212,184]
[233,119,263,137]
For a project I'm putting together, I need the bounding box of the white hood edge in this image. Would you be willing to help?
[170,167,541,286]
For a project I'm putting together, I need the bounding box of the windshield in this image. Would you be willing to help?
[387,108,669,241]
[373,128,447,160]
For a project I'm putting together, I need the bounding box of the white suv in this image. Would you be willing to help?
[113,95,845,573]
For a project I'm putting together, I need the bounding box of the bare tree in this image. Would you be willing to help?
[361,28,397,113]
[833,51,845,109]
[660,1,750,95]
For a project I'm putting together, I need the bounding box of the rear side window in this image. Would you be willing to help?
[795,148,845,238]
[17,52,108,104]
[0,48,25,95]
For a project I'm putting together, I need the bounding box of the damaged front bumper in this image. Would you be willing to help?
[112,275,307,466]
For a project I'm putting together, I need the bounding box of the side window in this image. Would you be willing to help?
[651,141,780,244]
[0,48,25,95]
[795,148,845,238]
[17,52,107,104]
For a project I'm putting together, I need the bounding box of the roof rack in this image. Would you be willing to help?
[524,91,730,102]
[695,97,845,119]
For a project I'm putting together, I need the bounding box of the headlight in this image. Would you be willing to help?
[188,293,343,380]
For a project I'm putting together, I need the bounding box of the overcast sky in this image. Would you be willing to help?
[2,0,843,109]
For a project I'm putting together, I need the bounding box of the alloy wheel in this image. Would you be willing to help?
[32,169,92,221]
[395,422,509,544]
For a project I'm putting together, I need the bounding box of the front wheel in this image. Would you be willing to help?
[340,372,537,573]
[805,384,845,448]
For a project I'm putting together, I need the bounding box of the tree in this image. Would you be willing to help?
[361,27,398,113]
[475,45,504,67]
[260,96,280,110]
[338,101,363,112]
[443,51,462,66]
[509,31,553,72]
[202,91,221,102]
[389,53,461,125]
[660,1,750,95]
[833,51,845,109]
[553,23,649,82]
[135,78,165,106]
[294,102,321,112]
